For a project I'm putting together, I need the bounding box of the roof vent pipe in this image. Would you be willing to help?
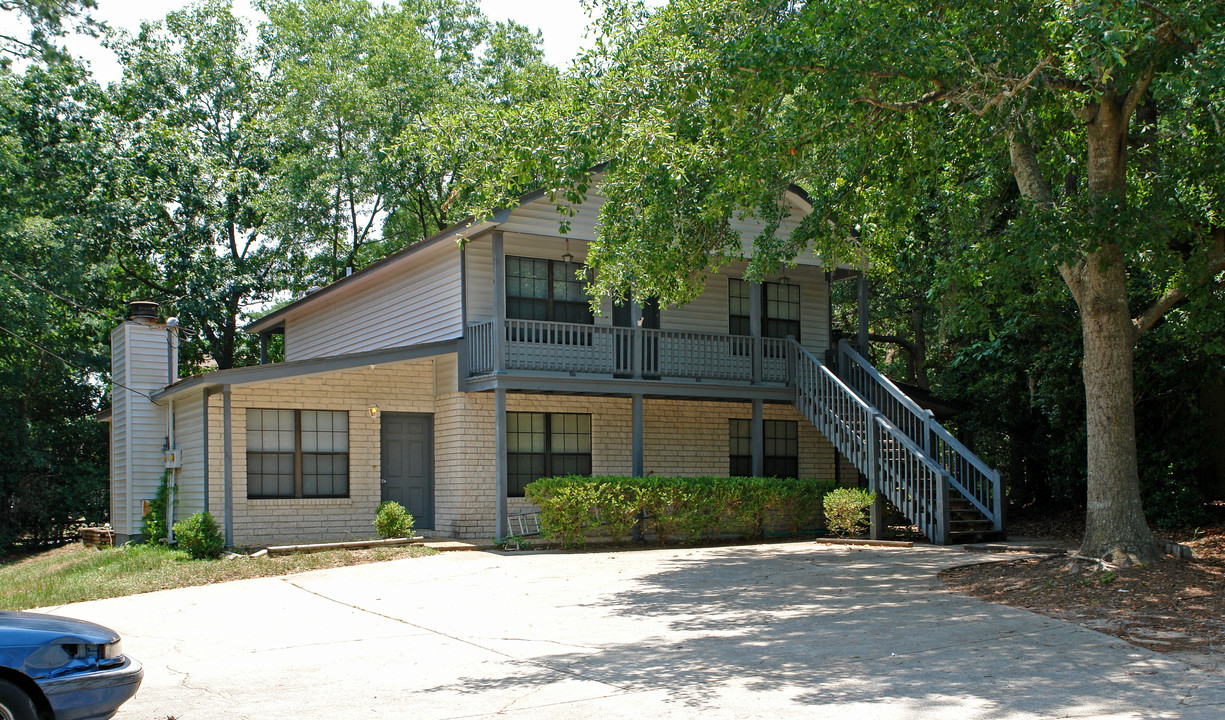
[127,301,161,323]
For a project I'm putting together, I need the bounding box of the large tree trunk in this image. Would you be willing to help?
[1072,96,1161,564]
[1072,245,1159,563]
[1010,94,1163,564]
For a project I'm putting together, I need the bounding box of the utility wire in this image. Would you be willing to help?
[0,323,156,401]
[1,267,119,322]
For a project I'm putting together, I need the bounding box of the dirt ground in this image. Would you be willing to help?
[939,504,1225,673]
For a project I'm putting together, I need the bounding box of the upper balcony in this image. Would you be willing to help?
[462,319,801,400]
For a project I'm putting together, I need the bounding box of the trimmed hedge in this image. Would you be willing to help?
[525,476,836,548]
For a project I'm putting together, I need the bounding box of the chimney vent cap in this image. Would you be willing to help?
[127,301,161,322]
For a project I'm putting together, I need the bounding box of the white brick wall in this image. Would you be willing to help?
[206,360,436,547]
[205,360,858,545]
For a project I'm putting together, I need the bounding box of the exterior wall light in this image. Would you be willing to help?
[368,405,380,420]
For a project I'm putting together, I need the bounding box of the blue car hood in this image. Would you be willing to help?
[0,611,122,679]
[0,612,119,646]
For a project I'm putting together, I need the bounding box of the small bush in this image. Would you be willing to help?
[374,501,414,539]
[142,471,177,544]
[173,512,225,559]
[823,487,877,537]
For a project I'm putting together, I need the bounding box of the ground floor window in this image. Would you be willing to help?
[507,412,592,497]
[247,409,349,498]
[728,419,799,478]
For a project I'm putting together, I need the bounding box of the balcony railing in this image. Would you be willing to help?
[466,319,792,384]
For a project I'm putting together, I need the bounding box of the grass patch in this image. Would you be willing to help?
[0,543,438,611]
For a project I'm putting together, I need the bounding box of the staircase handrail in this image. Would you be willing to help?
[836,340,1000,528]
[837,339,929,426]
[789,340,950,543]
[872,414,951,543]
[790,342,873,414]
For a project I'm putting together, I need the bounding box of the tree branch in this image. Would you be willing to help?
[1132,228,1225,338]
[853,85,949,112]
[868,332,917,356]
[115,255,174,296]
[1122,62,1156,126]
[1006,130,1054,207]
[968,55,1053,116]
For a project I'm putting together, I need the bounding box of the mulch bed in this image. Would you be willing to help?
[939,505,1225,672]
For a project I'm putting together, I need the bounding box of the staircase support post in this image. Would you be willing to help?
[992,468,1005,534]
[870,493,886,540]
[936,471,952,545]
[866,412,881,540]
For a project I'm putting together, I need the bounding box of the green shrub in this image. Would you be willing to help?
[823,487,877,537]
[374,501,414,539]
[526,476,834,548]
[173,512,225,559]
[142,471,176,544]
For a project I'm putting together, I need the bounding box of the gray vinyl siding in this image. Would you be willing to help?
[465,231,613,325]
[465,192,829,354]
[657,262,829,356]
[283,240,463,361]
[173,393,206,520]
[110,322,176,537]
[109,326,128,534]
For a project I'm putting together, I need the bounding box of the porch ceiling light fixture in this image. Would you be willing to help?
[368,404,380,420]
[561,237,574,265]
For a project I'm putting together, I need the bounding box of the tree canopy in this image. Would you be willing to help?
[462,0,1225,563]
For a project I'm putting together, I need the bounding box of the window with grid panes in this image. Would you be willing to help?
[728,279,801,341]
[728,279,751,335]
[763,282,801,340]
[246,409,349,499]
[301,411,349,497]
[247,409,296,497]
[728,419,799,478]
[728,418,753,476]
[506,256,593,324]
[506,412,592,497]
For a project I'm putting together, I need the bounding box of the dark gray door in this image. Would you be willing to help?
[380,413,434,530]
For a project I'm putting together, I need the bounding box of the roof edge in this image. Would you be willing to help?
[151,339,460,403]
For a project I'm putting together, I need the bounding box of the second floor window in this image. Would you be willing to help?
[728,278,801,340]
[506,256,593,324]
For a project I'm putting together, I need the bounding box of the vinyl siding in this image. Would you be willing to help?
[658,262,830,356]
[284,241,463,361]
[109,326,128,534]
[110,322,175,537]
[465,190,830,354]
[173,393,206,520]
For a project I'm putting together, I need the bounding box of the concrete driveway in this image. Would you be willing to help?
[45,542,1225,719]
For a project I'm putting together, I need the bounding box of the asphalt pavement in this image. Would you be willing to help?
[44,541,1225,719]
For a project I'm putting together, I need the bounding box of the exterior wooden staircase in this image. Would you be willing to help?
[787,339,1003,544]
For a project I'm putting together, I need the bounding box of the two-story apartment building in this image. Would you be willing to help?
[107,181,1002,547]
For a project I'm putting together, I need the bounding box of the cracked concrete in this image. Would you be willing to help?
[40,542,1225,719]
